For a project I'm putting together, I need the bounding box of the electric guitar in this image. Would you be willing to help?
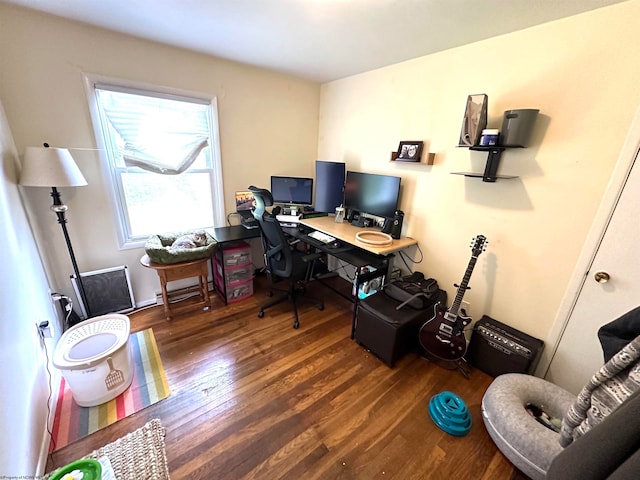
[419,235,487,361]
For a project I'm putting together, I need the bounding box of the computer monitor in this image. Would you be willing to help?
[344,171,401,219]
[235,191,255,211]
[234,191,258,227]
[315,160,345,213]
[270,176,313,206]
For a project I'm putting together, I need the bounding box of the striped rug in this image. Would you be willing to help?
[51,328,170,451]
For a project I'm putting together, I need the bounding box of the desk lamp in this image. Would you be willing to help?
[19,143,90,318]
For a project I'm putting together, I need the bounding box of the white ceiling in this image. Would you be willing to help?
[3,0,629,82]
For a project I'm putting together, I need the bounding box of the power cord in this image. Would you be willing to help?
[398,243,424,270]
[38,324,57,459]
[226,212,242,226]
[51,292,75,330]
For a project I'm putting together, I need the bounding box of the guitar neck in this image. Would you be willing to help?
[449,255,478,316]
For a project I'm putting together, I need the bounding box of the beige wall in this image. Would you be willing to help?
[318,0,640,342]
[0,98,57,476]
[0,3,320,305]
[2,0,639,346]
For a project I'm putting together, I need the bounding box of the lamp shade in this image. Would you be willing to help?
[19,146,87,187]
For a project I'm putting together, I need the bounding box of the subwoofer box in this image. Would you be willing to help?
[466,315,544,377]
[355,291,427,367]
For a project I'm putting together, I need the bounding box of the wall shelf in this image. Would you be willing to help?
[451,145,520,182]
[390,151,435,165]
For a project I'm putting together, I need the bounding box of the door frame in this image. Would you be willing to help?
[537,105,640,377]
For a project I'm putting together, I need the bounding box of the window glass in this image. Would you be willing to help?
[89,82,222,247]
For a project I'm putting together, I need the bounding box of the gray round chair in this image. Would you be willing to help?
[481,373,575,480]
[483,308,640,479]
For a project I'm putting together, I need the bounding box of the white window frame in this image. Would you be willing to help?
[83,73,225,249]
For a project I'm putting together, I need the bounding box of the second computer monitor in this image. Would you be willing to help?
[270,176,314,206]
[344,171,401,219]
[315,160,345,213]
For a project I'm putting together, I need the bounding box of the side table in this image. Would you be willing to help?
[140,254,211,321]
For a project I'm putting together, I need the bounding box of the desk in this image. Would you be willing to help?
[209,225,261,244]
[292,216,418,338]
[299,216,417,256]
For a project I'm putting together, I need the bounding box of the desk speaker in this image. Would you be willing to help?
[382,210,404,239]
[466,316,544,377]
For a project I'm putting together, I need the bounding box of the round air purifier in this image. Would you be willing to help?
[53,314,133,407]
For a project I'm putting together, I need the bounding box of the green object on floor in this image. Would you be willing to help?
[49,458,102,480]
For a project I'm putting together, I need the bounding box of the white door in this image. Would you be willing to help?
[544,143,640,395]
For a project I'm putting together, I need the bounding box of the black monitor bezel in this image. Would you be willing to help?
[344,171,401,219]
[270,176,314,206]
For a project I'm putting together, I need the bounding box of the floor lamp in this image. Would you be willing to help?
[19,143,91,319]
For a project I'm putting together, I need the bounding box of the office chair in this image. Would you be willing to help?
[248,186,324,329]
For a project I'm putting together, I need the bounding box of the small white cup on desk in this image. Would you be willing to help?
[335,206,345,223]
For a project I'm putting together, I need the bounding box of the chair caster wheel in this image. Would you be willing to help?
[293,321,300,329]
[258,311,264,318]
[318,303,324,311]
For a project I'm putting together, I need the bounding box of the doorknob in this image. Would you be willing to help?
[594,271,610,284]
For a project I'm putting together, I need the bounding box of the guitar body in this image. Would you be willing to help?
[419,303,470,361]
[418,235,487,361]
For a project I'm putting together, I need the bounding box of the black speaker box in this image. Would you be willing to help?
[382,210,404,239]
[465,315,544,377]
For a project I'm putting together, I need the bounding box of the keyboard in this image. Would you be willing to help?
[308,230,336,244]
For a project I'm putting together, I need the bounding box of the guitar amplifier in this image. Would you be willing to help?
[466,315,544,377]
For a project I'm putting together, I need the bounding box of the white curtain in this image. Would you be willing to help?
[97,87,210,174]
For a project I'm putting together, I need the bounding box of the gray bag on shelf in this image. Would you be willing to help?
[383,272,442,310]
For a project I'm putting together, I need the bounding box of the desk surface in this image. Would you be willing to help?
[300,216,417,256]
[208,225,261,244]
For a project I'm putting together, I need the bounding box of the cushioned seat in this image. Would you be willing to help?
[144,230,216,264]
[482,307,640,479]
[481,373,575,479]
[355,291,427,367]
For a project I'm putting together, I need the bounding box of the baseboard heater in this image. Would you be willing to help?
[71,265,135,318]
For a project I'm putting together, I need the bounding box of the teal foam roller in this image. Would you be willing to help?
[428,391,472,436]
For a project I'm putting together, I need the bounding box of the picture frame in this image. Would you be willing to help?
[396,141,424,162]
[458,94,488,147]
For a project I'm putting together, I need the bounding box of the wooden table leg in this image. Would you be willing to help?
[141,255,212,321]
[200,261,211,310]
[158,271,172,321]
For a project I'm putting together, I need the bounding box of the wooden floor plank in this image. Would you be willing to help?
[46,275,526,479]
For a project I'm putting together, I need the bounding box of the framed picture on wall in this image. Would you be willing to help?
[458,94,488,147]
[396,141,424,162]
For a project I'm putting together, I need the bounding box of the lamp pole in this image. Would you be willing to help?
[49,185,91,318]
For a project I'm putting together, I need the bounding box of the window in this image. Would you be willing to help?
[86,77,224,248]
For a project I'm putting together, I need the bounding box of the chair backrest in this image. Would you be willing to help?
[248,186,293,280]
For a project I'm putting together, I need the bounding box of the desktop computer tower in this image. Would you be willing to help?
[315,160,345,213]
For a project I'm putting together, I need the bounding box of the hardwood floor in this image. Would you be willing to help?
[47,275,527,479]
